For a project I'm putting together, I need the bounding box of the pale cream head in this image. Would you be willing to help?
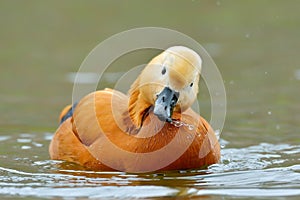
[139,46,202,112]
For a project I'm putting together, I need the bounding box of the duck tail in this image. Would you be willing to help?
[59,103,77,124]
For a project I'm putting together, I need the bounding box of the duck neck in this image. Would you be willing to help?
[128,77,151,130]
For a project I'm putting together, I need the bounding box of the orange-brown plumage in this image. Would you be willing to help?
[49,46,220,172]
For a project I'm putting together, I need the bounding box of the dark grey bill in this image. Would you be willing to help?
[153,87,179,122]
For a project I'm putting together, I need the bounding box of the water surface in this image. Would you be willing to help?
[0,133,299,199]
[1,1,300,199]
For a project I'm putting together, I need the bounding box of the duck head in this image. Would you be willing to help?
[128,46,202,128]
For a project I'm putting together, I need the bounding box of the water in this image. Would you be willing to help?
[0,133,299,199]
[1,1,300,199]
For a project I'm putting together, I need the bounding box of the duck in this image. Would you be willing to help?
[49,46,220,172]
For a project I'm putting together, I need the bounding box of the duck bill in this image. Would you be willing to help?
[153,87,179,122]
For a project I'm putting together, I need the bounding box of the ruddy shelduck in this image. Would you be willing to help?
[49,46,220,172]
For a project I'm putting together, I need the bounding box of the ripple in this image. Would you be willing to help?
[21,146,31,150]
[193,188,300,197]
[43,132,53,141]
[209,143,300,172]
[17,138,32,143]
[0,136,11,142]
[0,133,300,199]
[0,186,178,198]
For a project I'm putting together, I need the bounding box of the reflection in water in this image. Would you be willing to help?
[0,133,299,199]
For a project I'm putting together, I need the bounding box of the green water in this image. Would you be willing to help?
[1,1,300,199]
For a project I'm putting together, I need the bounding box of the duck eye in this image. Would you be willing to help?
[190,82,193,87]
[161,67,166,75]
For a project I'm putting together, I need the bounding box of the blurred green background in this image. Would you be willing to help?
[1,0,299,146]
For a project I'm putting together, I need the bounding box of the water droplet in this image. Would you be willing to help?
[171,120,183,127]
[171,120,194,131]
[215,129,221,140]
[188,125,194,130]
[187,135,192,140]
